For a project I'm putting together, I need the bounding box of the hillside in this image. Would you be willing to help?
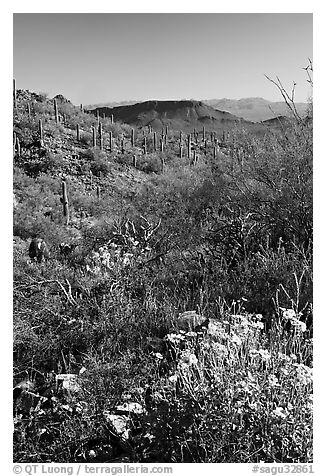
[87,99,254,134]
[13,87,313,464]
[203,97,308,122]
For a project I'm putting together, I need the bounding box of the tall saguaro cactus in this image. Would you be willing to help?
[153,132,157,151]
[111,114,114,124]
[61,179,70,226]
[76,124,80,142]
[193,149,197,166]
[92,126,96,148]
[99,123,103,150]
[143,137,147,155]
[54,99,59,123]
[16,137,21,157]
[202,126,206,141]
[39,119,43,146]
[109,131,113,152]
[187,135,191,159]
[179,144,183,159]
[131,128,135,147]
[27,102,31,119]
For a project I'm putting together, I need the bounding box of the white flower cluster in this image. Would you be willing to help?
[249,349,271,361]
[280,307,307,332]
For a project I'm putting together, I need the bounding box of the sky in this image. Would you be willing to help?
[13,13,312,105]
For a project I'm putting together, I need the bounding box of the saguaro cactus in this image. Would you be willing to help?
[80,104,83,112]
[133,155,137,168]
[92,126,96,148]
[121,136,125,153]
[76,124,80,142]
[61,179,70,225]
[13,79,17,109]
[131,128,135,147]
[109,131,113,152]
[39,119,43,146]
[16,137,21,157]
[143,137,147,155]
[27,102,31,119]
[160,139,164,152]
[153,132,157,151]
[187,135,191,158]
[96,185,101,200]
[111,114,114,124]
[202,126,206,141]
[192,149,197,166]
[213,147,216,159]
[54,99,59,123]
[179,144,183,158]
[99,123,103,150]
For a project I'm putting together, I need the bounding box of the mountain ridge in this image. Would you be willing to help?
[88,99,253,134]
[87,97,308,123]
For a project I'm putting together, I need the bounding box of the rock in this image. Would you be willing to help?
[55,374,81,393]
[114,402,146,415]
[175,311,209,331]
[103,413,131,440]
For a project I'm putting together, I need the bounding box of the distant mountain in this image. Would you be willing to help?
[202,97,308,122]
[86,100,138,109]
[88,100,253,133]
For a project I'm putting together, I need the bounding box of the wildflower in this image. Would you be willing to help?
[280,308,297,321]
[280,367,290,376]
[268,375,279,387]
[165,333,185,344]
[272,407,288,419]
[154,352,163,360]
[259,349,271,361]
[179,351,198,366]
[294,364,313,385]
[208,322,229,339]
[168,374,178,383]
[251,321,264,330]
[230,333,242,346]
[250,348,271,361]
[186,331,197,338]
[211,342,228,358]
[89,450,96,458]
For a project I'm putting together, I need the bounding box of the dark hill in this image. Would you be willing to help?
[88,100,253,133]
[262,115,292,128]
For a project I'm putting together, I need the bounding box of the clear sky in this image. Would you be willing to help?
[13,13,312,105]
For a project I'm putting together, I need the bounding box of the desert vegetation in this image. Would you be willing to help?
[13,70,313,463]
